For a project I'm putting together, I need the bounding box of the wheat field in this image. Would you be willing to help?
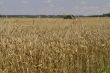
[0,17,110,73]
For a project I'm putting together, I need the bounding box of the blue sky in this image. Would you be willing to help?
[0,0,110,15]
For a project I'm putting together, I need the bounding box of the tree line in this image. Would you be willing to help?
[0,13,110,18]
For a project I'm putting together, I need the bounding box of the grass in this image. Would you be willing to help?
[0,17,110,73]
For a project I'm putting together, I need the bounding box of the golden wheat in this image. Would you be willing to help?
[0,17,110,73]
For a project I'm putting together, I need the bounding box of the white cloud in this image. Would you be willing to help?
[80,1,87,5]
[0,1,4,5]
[21,0,30,4]
[107,3,110,5]
[45,0,53,3]
[73,5,101,15]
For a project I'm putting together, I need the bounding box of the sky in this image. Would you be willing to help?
[0,0,110,15]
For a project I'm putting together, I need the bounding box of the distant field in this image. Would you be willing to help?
[0,17,110,73]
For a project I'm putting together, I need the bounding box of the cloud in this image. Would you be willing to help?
[21,0,30,4]
[0,1,4,5]
[80,1,87,5]
[45,0,53,3]
[1,0,110,15]
[107,3,110,6]
[73,5,101,15]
